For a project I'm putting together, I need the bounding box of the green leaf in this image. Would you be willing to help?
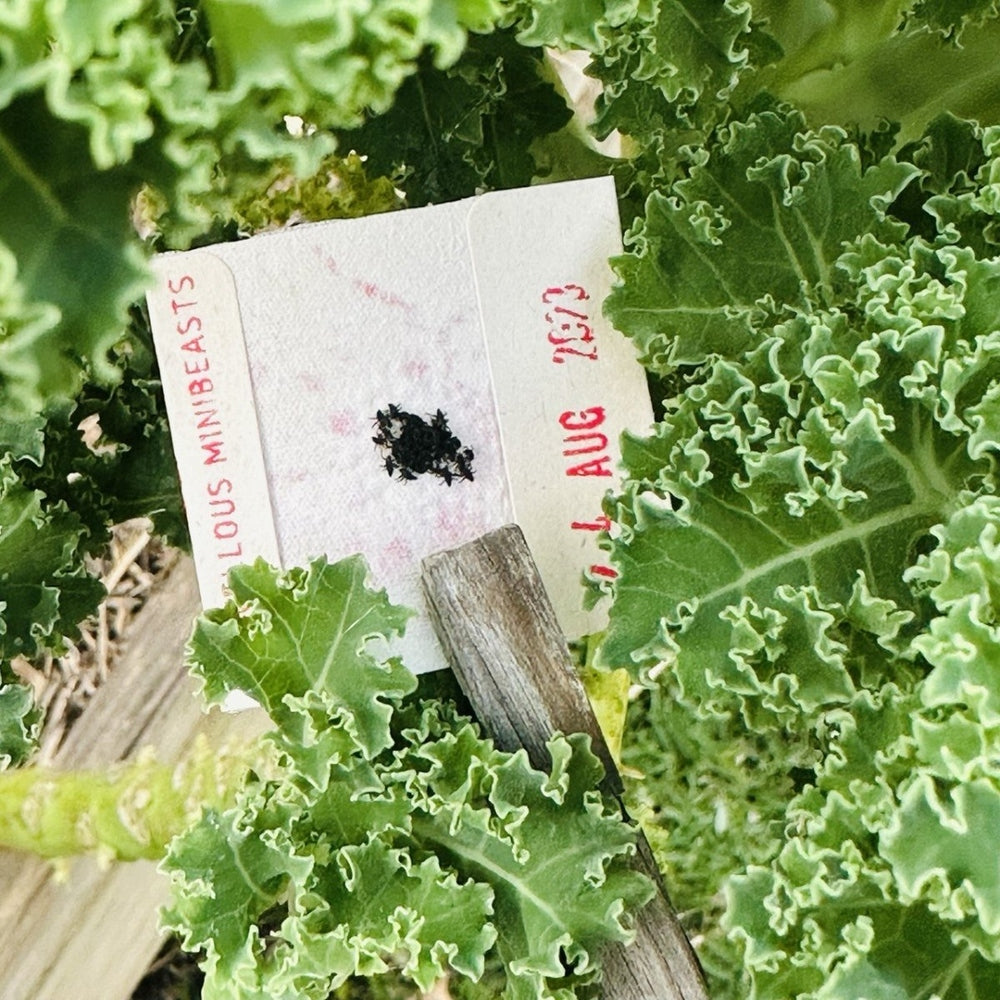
[337,30,573,207]
[162,808,313,975]
[730,865,1000,1000]
[818,905,1000,1000]
[919,122,1000,258]
[512,0,637,53]
[279,841,495,994]
[604,116,1000,999]
[411,731,652,997]
[600,0,754,107]
[883,775,1000,960]
[0,95,149,414]
[908,497,1000,723]
[757,7,1000,140]
[0,675,36,769]
[0,456,105,661]
[605,109,918,368]
[0,406,44,465]
[12,338,188,549]
[905,0,1000,38]
[516,0,763,143]
[188,556,416,762]
[600,356,969,701]
[170,557,650,1000]
[203,0,505,125]
[67,374,188,546]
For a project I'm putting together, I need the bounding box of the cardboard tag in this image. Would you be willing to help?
[147,177,652,676]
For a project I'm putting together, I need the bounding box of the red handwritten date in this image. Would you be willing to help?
[560,409,617,578]
[544,286,615,574]
[543,284,597,364]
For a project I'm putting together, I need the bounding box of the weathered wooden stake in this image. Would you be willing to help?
[422,524,709,1000]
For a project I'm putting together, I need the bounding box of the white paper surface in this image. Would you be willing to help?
[147,177,652,678]
[467,182,654,637]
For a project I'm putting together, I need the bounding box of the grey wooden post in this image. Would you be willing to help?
[422,524,709,1000]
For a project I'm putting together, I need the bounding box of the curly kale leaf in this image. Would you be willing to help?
[7,310,187,549]
[602,112,1000,999]
[166,555,651,1000]
[0,448,107,768]
[0,98,149,417]
[514,0,763,137]
[0,0,506,418]
[905,0,1000,38]
[0,456,105,664]
[508,1,1000,205]
[188,556,416,768]
[606,108,918,368]
[0,669,37,769]
[336,29,574,208]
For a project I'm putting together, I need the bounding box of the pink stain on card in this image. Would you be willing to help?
[403,359,431,380]
[314,246,340,275]
[313,246,413,313]
[435,504,474,544]
[315,245,413,312]
[351,276,413,312]
[328,410,355,436]
[382,536,413,570]
[299,372,323,393]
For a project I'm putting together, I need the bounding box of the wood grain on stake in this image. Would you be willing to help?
[421,524,709,1000]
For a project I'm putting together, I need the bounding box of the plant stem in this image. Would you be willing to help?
[0,736,254,861]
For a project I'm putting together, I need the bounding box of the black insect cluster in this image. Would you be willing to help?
[372,404,475,486]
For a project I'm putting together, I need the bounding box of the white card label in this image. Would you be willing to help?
[146,253,281,594]
[147,178,652,675]
[467,181,653,637]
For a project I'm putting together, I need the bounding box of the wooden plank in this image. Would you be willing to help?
[0,555,269,1000]
[422,524,709,1000]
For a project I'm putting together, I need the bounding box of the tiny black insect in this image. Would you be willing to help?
[371,404,475,486]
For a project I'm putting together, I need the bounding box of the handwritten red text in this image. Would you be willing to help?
[543,284,597,364]
[559,407,613,477]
